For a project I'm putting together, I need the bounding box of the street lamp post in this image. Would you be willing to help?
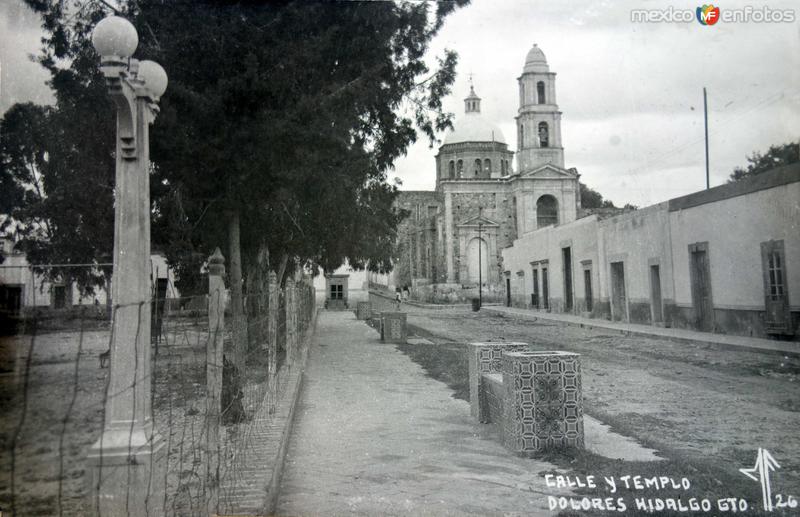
[87,15,168,516]
[477,209,483,309]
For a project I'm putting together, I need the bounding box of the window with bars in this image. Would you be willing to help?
[330,284,344,300]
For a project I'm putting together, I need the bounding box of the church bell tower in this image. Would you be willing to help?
[515,44,565,171]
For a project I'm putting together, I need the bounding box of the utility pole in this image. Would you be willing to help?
[704,87,710,190]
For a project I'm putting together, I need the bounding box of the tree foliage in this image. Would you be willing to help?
[728,142,799,182]
[579,182,617,209]
[0,94,114,293]
[13,0,467,294]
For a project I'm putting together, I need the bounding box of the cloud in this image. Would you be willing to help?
[0,0,54,114]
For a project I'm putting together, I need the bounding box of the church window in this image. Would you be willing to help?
[448,160,455,178]
[500,160,505,174]
[474,159,481,177]
[520,83,525,105]
[484,159,492,175]
[457,160,463,177]
[538,122,549,148]
[519,124,524,149]
[537,81,546,104]
[537,195,559,228]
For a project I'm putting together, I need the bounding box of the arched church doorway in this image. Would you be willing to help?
[466,237,489,284]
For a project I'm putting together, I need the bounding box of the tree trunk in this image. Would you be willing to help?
[227,211,247,370]
[245,240,270,351]
[276,253,289,288]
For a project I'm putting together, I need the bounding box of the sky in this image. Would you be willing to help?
[1,0,798,207]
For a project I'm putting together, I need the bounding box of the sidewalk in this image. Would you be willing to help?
[482,305,799,356]
[276,311,572,516]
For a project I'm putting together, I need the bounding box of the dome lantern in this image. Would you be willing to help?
[464,85,481,114]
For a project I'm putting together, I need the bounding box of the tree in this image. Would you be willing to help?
[579,182,617,209]
[0,103,49,250]
[0,96,114,295]
[17,0,466,286]
[728,142,799,182]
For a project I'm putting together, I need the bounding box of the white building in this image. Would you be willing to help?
[501,164,800,339]
[0,238,179,315]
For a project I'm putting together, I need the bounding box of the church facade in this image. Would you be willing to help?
[388,45,580,294]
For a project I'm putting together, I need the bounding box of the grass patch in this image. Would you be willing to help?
[396,339,468,401]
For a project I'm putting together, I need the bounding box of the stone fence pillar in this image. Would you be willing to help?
[205,247,225,513]
[467,342,529,422]
[502,351,584,456]
[285,277,296,365]
[380,312,407,343]
[267,271,278,412]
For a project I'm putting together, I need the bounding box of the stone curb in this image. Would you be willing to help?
[260,307,319,515]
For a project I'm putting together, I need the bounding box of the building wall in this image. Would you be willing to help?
[667,180,800,335]
[313,262,370,306]
[502,215,599,311]
[500,165,800,339]
[598,203,674,324]
[0,243,179,311]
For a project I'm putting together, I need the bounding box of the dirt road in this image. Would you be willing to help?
[403,307,800,498]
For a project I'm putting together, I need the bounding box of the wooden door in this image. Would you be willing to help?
[542,267,549,310]
[689,243,714,331]
[610,262,626,321]
[583,268,593,312]
[562,247,573,312]
[650,265,663,323]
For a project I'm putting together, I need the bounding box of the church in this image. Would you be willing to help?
[366,44,798,339]
[386,44,580,298]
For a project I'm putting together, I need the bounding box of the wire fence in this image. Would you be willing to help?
[0,263,316,516]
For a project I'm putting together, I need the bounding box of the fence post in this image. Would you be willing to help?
[206,247,225,513]
[285,277,296,365]
[267,271,279,413]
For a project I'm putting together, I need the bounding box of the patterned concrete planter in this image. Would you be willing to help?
[380,312,407,344]
[467,342,529,422]
[356,302,371,320]
[502,351,584,455]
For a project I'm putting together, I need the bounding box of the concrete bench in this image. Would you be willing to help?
[380,312,407,344]
[468,343,584,456]
[356,302,371,320]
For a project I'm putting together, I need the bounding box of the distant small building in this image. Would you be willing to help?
[0,239,179,316]
[312,261,369,309]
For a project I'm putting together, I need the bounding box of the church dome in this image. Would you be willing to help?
[442,85,505,145]
[443,113,506,145]
[523,44,549,73]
